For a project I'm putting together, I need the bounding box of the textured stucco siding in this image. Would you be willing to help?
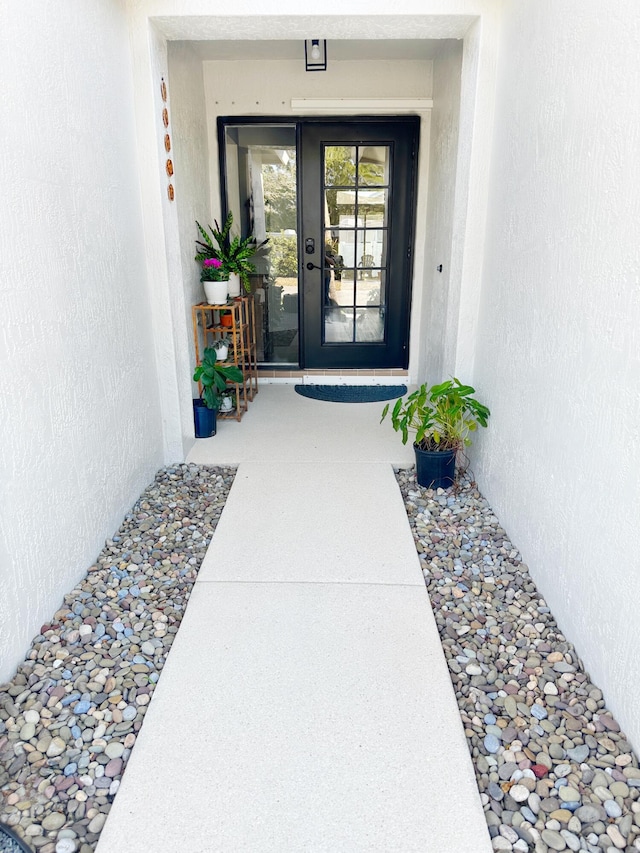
[167,42,211,445]
[421,41,463,383]
[0,1,164,682]
[473,0,640,749]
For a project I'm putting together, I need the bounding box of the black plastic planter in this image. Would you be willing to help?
[414,444,456,489]
[193,399,217,438]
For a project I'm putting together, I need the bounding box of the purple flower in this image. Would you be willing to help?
[203,258,222,268]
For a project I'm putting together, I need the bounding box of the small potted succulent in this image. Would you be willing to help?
[213,337,231,362]
[195,212,267,296]
[192,347,243,438]
[381,378,490,488]
[219,388,236,414]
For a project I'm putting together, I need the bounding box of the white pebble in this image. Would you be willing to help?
[510,784,530,803]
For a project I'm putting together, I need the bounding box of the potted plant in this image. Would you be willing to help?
[200,257,228,305]
[195,212,267,296]
[381,378,490,488]
[213,337,231,362]
[192,347,243,438]
[219,388,236,414]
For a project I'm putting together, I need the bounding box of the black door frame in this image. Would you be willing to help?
[298,116,419,369]
[217,115,419,370]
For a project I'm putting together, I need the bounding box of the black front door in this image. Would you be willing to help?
[299,118,419,369]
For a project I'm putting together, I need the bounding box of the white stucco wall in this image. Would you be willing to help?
[167,42,211,454]
[167,43,211,320]
[420,41,463,384]
[473,1,640,748]
[0,2,164,681]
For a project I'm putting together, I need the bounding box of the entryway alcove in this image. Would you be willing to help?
[134,17,490,458]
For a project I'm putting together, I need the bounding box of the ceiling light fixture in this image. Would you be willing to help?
[305,39,327,72]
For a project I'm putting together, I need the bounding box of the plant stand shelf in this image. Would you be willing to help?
[192,297,258,422]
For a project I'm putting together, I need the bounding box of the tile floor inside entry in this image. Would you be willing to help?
[95,387,492,852]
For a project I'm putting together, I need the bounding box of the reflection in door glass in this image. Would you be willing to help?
[357,269,386,307]
[355,228,385,276]
[355,308,385,342]
[223,124,298,366]
[324,146,356,186]
[325,190,355,226]
[357,146,390,186]
[357,189,388,227]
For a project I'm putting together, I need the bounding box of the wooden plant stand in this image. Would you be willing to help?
[192,297,258,421]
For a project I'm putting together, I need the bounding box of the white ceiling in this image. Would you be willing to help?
[181,39,458,62]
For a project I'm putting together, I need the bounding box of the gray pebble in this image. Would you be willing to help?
[567,745,589,763]
[603,799,622,818]
[541,829,567,850]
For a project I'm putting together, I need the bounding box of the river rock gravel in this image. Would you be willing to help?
[396,468,640,853]
[0,464,235,853]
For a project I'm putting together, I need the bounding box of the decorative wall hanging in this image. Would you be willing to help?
[160,77,174,201]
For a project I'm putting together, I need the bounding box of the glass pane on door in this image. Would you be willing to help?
[358,146,390,185]
[357,189,388,226]
[325,190,355,226]
[223,123,298,366]
[324,146,356,186]
[357,269,386,307]
[355,308,384,342]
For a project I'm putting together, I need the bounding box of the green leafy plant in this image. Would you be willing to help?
[193,347,243,411]
[381,378,490,452]
[195,212,268,292]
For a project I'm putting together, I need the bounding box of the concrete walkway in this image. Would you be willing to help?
[96,387,491,852]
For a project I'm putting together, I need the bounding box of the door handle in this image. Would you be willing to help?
[306,262,322,271]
